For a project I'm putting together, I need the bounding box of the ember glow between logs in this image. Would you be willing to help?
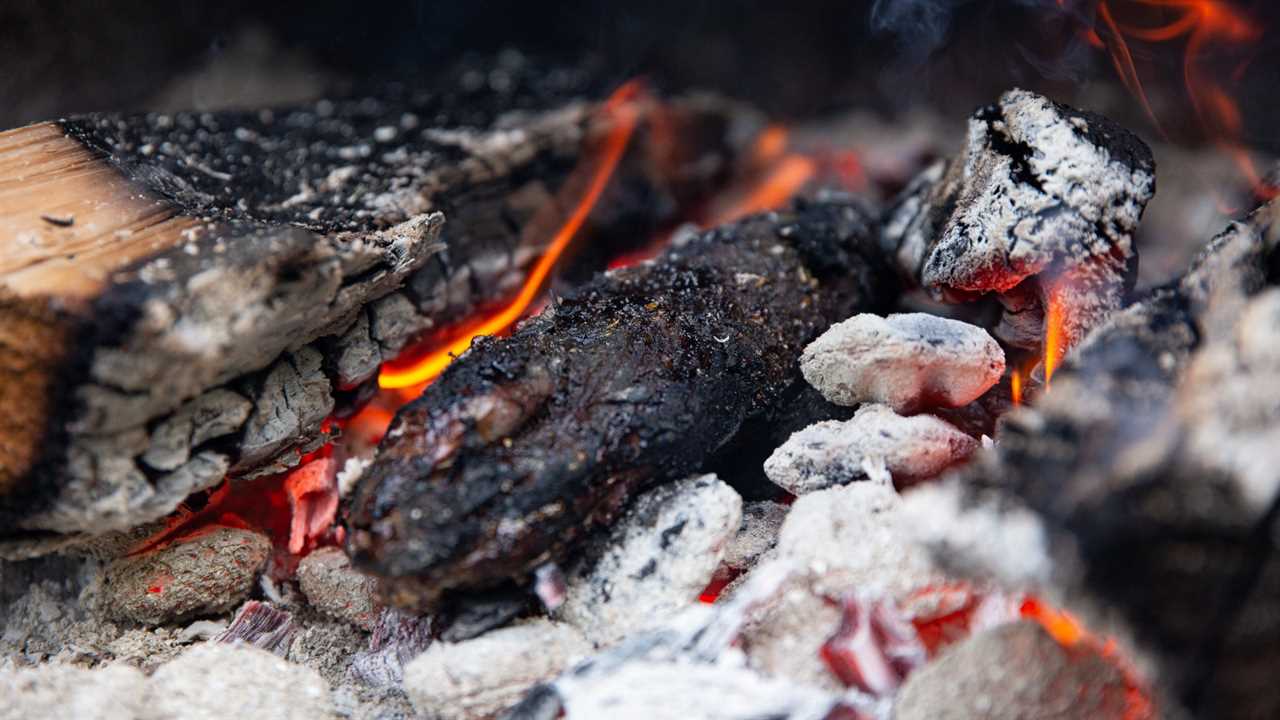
[377,80,646,389]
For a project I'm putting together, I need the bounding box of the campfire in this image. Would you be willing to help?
[2,3,1278,719]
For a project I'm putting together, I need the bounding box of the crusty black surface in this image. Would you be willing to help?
[345,197,898,604]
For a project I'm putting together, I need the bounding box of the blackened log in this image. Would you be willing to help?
[345,196,899,607]
[938,200,1280,719]
[0,69,755,538]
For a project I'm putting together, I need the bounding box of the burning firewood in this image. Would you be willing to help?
[345,196,899,606]
[0,70,753,539]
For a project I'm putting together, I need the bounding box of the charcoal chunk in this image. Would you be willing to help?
[801,313,1004,413]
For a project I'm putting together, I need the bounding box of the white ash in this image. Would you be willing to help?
[899,478,1054,589]
[764,404,978,493]
[0,662,149,720]
[550,659,845,720]
[893,621,1135,720]
[91,526,270,625]
[149,643,333,720]
[506,565,883,720]
[800,313,1004,413]
[298,546,382,630]
[737,570,845,691]
[718,501,787,575]
[337,454,373,498]
[556,474,742,646]
[403,619,590,720]
[773,481,942,600]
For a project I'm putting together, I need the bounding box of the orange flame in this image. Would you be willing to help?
[377,80,646,389]
[1011,366,1025,405]
[1043,285,1069,387]
[711,155,817,225]
[1089,0,1276,200]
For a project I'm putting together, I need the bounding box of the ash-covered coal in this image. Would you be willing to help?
[800,313,1004,413]
[555,474,741,646]
[882,88,1155,353]
[764,404,977,494]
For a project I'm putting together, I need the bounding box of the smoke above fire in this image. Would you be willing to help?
[870,0,1275,200]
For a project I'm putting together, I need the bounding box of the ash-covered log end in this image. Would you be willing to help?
[345,197,897,607]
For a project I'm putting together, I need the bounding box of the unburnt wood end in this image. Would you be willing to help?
[0,78,755,540]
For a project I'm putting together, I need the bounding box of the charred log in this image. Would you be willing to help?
[0,67,755,538]
[345,196,899,606]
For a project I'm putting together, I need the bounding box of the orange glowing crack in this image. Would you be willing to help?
[377,80,646,389]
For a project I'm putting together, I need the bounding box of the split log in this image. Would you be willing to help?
[0,70,757,537]
[913,200,1280,719]
[345,196,900,607]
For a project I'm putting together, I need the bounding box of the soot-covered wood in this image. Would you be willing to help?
[345,197,899,606]
[0,59,751,539]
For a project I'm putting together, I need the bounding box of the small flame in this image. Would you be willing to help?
[1042,284,1069,387]
[1087,0,1276,201]
[377,80,646,389]
[1011,367,1025,406]
[711,134,819,224]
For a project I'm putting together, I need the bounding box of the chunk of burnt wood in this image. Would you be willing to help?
[0,75,755,538]
[345,197,899,607]
[881,88,1155,353]
[930,200,1280,719]
[764,404,978,494]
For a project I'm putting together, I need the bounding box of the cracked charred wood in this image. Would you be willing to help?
[920,200,1280,719]
[881,88,1155,354]
[345,196,899,607]
[0,62,755,539]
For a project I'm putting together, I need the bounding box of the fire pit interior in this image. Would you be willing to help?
[3,2,1279,719]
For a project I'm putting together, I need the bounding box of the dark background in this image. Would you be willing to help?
[3,0,1278,151]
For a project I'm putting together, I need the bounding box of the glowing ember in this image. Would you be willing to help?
[283,457,339,555]
[377,80,646,389]
[825,583,1153,716]
[127,450,340,575]
[820,596,927,696]
[1084,0,1276,200]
